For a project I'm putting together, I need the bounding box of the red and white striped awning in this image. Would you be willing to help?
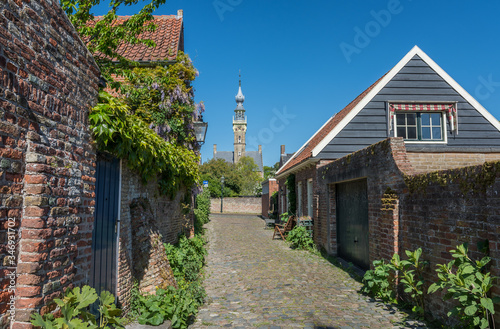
[389,103,457,133]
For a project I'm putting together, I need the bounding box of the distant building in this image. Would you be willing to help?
[213,77,264,174]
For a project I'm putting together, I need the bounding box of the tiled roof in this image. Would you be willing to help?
[278,74,386,175]
[94,14,183,62]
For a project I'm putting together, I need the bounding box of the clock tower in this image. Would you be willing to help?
[233,76,247,163]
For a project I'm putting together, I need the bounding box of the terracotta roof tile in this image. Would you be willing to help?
[93,14,183,62]
[278,74,387,174]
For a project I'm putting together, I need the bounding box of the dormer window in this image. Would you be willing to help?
[389,103,457,143]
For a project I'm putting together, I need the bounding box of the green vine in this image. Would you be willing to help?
[404,161,500,196]
[89,92,200,197]
[286,174,296,215]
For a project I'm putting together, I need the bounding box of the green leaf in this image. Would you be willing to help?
[464,304,478,316]
[480,297,494,314]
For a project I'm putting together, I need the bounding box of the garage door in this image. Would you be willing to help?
[336,179,369,270]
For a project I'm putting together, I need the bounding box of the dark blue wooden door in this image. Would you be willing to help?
[336,179,369,270]
[91,154,120,296]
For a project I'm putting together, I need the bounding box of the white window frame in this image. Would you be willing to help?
[297,181,303,217]
[394,111,448,144]
[307,179,313,218]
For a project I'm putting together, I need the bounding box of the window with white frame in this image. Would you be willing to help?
[390,103,457,143]
[395,112,444,141]
[297,181,303,217]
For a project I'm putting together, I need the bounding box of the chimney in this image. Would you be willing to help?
[258,145,262,154]
[177,9,183,18]
[213,144,217,156]
[280,145,285,155]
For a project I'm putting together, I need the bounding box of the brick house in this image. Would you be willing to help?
[0,0,101,327]
[276,45,500,263]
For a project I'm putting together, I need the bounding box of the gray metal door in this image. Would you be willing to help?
[91,154,120,296]
[336,179,369,270]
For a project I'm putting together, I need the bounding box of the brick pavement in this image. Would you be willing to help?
[191,214,430,329]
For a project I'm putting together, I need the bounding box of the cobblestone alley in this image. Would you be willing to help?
[191,214,430,329]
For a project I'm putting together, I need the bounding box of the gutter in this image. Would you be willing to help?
[275,158,319,180]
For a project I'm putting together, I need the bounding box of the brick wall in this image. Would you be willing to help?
[210,197,261,214]
[117,163,189,311]
[261,179,277,218]
[317,138,500,326]
[406,152,500,173]
[0,0,100,327]
[400,164,500,324]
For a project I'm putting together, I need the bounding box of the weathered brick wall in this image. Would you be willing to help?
[261,179,277,218]
[406,152,500,173]
[0,0,100,327]
[317,138,500,326]
[317,139,413,258]
[210,197,261,214]
[117,164,188,311]
[400,164,500,324]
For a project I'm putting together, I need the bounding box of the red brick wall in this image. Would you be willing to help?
[400,164,500,324]
[118,164,189,312]
[317,138,500,326]
[261,179,278,218]
[0,0,100,327]
[406,152,500,173]
[210,197,261,214]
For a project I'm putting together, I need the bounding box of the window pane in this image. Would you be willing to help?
[407,127,417,139]
[407,113,416,125]
[396,114,405,125]
[421,113,430,126]
[431,113,441,125]
[397,127,406,138]
[432,127,442,140]
[421,127,431,139]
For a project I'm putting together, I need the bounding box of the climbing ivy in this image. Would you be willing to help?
[89,92,200,197]
[286,174,297,215]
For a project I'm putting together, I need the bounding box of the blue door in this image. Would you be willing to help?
[91,154,120,296]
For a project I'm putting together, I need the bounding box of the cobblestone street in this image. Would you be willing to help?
[191,214,430,329]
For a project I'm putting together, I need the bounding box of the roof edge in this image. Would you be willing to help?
[311,45,500,157]
[275,158,319,180]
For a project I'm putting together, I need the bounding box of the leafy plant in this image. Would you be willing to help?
[131,234,207,328]
[31,286,124,328]
[89,91,200,197]
[286,226,315,251]
[362,259,396,303]
[428,243,500,329]
[165,235,207,283]
[391,248,428,315]
[280,212,289,223]
[194,189,211,234]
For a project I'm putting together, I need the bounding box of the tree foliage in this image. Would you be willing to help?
[200,157,262,197]
[263,162,280,180]
[60,0,168,88]
[90,92,199,196]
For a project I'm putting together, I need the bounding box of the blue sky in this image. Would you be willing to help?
[94,0,500,167]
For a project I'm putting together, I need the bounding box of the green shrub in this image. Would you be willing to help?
[391,248,428,315]
[286,226,314,251]
[132,285,200,328]
[31,286,123,328]
[362,259,396,303]
[362,248,427,312]
[428,243,500,329]
[131,234,207,328]
[285,175,296,215]
[165,234,206,282]
[194,189,210,234]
